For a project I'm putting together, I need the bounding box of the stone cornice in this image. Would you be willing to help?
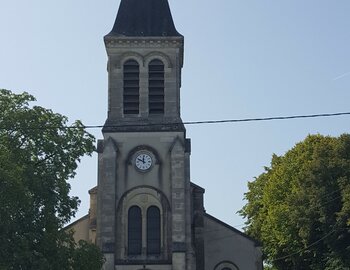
[104,36,183,47]
[104,36,184,66]
[102,117,186,133]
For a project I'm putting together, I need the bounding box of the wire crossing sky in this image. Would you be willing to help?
[1,0,350,228]
[1,111,350,130]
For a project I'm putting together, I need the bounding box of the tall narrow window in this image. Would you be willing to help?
[147,206,161,255]
[148,59,164,114]
[123,60,140,115]
[128,206,142,255]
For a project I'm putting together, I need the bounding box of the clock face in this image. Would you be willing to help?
[135,153,153,171]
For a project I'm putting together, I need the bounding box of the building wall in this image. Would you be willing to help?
[97,131,194,269]
[66,215,89,243]
[68,188,263,270]
[103,40,183,122]
[203,215,263,270]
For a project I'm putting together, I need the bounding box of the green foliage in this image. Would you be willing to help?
[71,240,105,270]
[240,134,350,270]
[0,89,104,269]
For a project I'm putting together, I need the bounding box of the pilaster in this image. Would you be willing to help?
[170,137,187,269]
[97,138,118,269]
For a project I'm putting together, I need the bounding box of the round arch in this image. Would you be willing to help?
[214,261,239,270]
[116,186,172,260]
[126,145,162,166]
[120,52,144,68]
[144,52,172,68]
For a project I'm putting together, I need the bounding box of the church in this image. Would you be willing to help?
[68,0,263,269]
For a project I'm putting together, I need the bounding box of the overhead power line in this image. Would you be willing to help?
[78,111,350,129]
[182,111,350,126]
[272,228,336,262]
[1,111,350,131]
[85,111,350,129]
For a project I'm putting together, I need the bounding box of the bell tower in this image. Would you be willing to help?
[96,1,194,269]
[103,0,184,131]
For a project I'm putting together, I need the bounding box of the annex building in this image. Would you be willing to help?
[68,0,263,269]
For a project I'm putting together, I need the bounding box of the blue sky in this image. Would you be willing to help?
[1,0,350,228]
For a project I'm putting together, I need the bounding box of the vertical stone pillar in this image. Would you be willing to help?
[88,187,98,244]
[192,186,205,270]
[170,138,187,270]
[184,139,195,270]
[139,63,148,117]
[97,138,118,270]
[108,56,124,119]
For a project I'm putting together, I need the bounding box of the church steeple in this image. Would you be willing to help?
[107,0,182,37]
[70,2,263,269]
[103,0,184,133]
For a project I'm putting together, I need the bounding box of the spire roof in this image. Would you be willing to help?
[107,0,182,37]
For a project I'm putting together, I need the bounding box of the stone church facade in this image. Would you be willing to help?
[67,0,263,269]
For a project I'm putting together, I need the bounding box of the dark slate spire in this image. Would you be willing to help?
[107,0,182,37]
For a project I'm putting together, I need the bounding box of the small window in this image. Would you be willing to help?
[124,60,140,115]
[128,206,142,255]
[148,59,164,114]
[147,206,161,254]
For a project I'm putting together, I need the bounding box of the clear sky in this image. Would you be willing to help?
[1,0,350,229]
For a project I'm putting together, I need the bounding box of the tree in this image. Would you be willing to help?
[239,134,350,270]
[0,89,104,269]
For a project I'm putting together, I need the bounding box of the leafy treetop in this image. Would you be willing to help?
[240,134,350,270]
[0,89,104,269]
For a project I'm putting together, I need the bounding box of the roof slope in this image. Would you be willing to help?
[204,213,262,247]
[107,0,182,37]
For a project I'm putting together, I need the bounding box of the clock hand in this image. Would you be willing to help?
[137,158,144,163]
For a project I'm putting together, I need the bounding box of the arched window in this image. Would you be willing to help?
[148,59,164,115]
[147,206,161,254]
[128,206,142,255]
[123,60,140,115]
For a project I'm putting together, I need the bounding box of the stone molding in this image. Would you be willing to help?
[104,36,184,66]
[115,51,173,69]
[126,144,162,166]
[104,36,183,48]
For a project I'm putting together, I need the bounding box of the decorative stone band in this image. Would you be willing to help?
[102,118,186,133]
[104,36,184,67]
[104,36,184,47]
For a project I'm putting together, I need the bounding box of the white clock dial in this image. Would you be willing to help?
[135,153,153,171]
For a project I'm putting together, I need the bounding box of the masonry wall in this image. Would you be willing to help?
[97,131,194,270]
[203,215,263,270]
[66,215,89,243]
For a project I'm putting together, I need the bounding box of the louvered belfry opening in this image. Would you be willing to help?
[128,206,142,255]
[147,206,161,255]
[123,60,140,115]
[148,59,165,115]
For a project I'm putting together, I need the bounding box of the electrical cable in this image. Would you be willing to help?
[1,111,350,131]
[272,228,336,262]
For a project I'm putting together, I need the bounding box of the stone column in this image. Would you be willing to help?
[170,137,187,270]
[192,186,205,270]
[97,138,118,270]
